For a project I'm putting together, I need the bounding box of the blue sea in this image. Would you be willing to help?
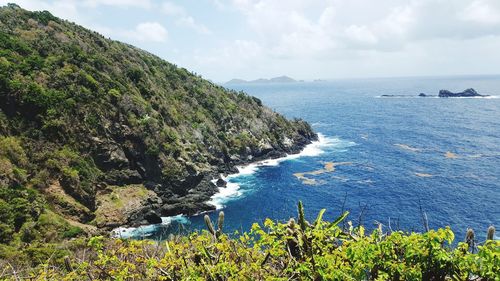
[116,75,500,241]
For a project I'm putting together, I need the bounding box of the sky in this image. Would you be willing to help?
[2,0,500,82]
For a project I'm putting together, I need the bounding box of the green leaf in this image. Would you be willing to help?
[329,211,349,229]
[314,209,326,229]
[298,201,307,231]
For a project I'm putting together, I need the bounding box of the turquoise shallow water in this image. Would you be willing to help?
[116,75,500,241]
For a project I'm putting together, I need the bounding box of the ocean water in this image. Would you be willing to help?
[116,75,500,241]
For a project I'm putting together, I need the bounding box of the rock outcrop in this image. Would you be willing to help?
[416,88,490,98]
[216,177,227,187]
[438,88,487,97]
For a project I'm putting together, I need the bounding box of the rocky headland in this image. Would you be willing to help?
[0,4,317,237]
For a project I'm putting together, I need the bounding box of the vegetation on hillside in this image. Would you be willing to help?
[1,5,497,280]
[0,3,316,248]
[0,202,498,280]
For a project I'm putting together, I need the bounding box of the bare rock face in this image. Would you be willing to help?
[92,138,130,169]
[42,180,94,223]
[94,185,163,228]
[216,177,227,187]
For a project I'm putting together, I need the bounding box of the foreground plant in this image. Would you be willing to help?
[0,202,498,280]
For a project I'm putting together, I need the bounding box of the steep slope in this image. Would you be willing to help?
[0,4,316,237]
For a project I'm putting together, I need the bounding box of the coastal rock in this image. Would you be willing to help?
[438,88,487,97]
[418,88,487,98]
[160,200,216,216]
[216,177,227,187]
[136,210,163,225]
[380,94,410,97]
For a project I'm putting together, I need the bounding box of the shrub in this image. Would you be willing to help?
[0,136,28,167]
[0,202,497,280]
[62,226,83,239]
[107,88,121,98]
[32,10,58,25]
[0,222,13,244]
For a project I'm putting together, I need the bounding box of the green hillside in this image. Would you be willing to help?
[0,3,316,245]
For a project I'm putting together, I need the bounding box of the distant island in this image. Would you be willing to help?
[382,88,490,98]
[226,75,297,84]
[420,88,489,98]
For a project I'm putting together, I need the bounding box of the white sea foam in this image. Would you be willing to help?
[207,180,243,210]
[451,95,499,99]
[111,214,187,239]
[207,133,354,209]
[236,133,334,176]
[234,163,260,175]
[311,122,335,128]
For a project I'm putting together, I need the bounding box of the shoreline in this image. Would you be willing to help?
[207,133,331,210]
[111,133,333,238]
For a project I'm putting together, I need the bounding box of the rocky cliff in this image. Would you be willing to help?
[0,4,316,236]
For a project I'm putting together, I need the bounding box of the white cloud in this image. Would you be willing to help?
[176,16,211,34]
[121,22,169,42]
[188,39,267,80]
[230,1,333,57]
[459,0,500,25]
[83,0,152,9]
[344,25,378,45]
[194,39,262,65]
[183,0,500,81]
[161,1,185,16]
[228,0,500,55]
[378,5,415,36]
[161,1,211,34]
[210,0,226,10]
